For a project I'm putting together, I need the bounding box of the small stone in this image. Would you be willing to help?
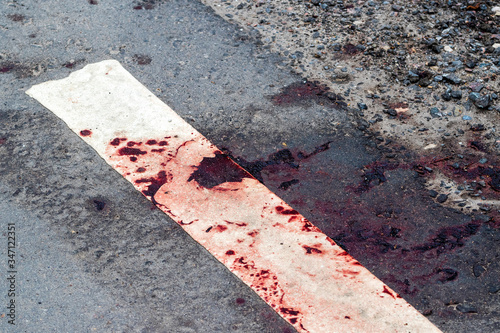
[456,304,477,313]
[384,109,397,116]
[408,71,420,83]
[469,82,484,93]
[479,158,488,164]
[474,95,491,109]
[488,284,500,294]
[465,60,477,68]
[436,194,448,203]
[442,74,462,85]
[469,92,480,102]
[444,45,453,52]
[451,90,462,99]
[430,107,441,118]
[429,190,438,198]
[462,115,472,120]
[422,309,433,316]
[473,264,486,277]
[357,102,368,110]
[441,90,452,101]
[392,4,402,11]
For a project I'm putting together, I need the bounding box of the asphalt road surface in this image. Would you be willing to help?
[1,1,499,332]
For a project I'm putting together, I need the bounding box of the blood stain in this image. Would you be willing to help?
[136,171,170,203]
[118,147,147,156]
[188,152,252,188]
[280,307,300,316]
[79,129,92,136]
[382,286,396,299]
[275,206,299,215]
[302,245,323,254]
[270,81,346,109]
[110,138,126,146]
[212,225,228,232]
[226,250,235,255]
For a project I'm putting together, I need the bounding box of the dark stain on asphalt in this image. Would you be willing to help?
[270,81,346,109]
[219,127,499,323]
[7,14,25,22]
[133,0,167,10]
[93,199,106,211]
[133,54,152,65]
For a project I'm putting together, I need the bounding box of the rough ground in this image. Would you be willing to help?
[204,0,500,216]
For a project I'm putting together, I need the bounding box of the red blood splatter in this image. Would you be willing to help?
[136,167,146,173]
[151,148,165,153]
[302,245,323,254]
[130,157,137,162]
[135,171,170,203]
[275,206,299,215]
[188,152,252,188]
[382,286,396,299]
[79,129,92,136]
[280,307,300,316]
[127,141,141,147]
[226,250,235,255]
[146,140,157,145]
[110,138,126,146]
[158,141,168,146]
[235,298,245,304]
[213,225,228,232]
[118,147,147,156]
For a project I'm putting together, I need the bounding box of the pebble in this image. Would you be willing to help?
[442,74,462,85]
[429,107,442,118]
[473,264,486,277]
[456,304,477,314]
[436,193,448,203]
[462,115,472,120]
[474,95,491,109]
[451,90,462,99]
[391,4,402,12]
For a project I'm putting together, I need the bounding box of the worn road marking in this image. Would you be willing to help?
[27,60,442,333]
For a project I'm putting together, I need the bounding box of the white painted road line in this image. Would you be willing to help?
[27,60,442,333]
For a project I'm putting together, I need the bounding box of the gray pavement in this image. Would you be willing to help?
[1,0,499,332]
